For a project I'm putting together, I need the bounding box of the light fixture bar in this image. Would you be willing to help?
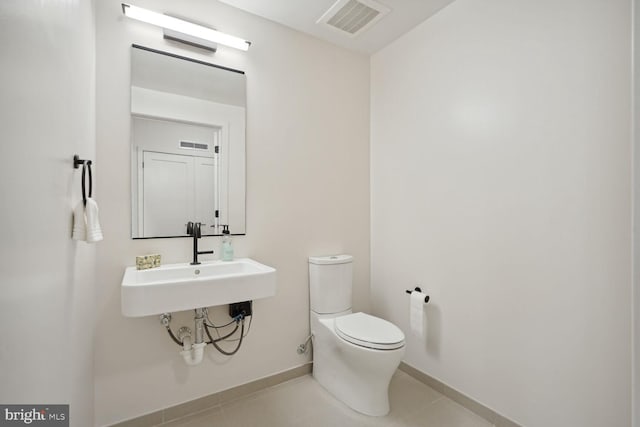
[121,3,250,51]
[163,27,217,52]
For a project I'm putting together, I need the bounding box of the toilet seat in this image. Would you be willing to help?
[334,312,405,350]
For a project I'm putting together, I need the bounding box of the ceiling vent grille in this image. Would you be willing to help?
[317,0,390,37]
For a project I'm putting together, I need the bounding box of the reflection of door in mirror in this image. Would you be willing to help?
[130,45,246,239]
[140,152,217,238]
[132,116,223,238]
[141,151,194,237]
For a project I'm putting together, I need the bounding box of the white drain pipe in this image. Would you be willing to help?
[178,308,207,366]
[180,339,206,366]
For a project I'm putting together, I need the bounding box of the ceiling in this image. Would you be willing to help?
[218,0,456,54]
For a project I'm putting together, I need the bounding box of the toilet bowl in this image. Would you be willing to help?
[308,255,405,416]
[311,310,405,416]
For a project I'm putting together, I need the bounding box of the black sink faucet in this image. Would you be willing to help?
[186,221,214,265]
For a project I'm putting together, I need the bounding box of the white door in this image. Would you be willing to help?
[142,151,194,237]
[194,156,217,230]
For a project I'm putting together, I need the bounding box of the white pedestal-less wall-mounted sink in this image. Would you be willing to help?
[121,258,277,317]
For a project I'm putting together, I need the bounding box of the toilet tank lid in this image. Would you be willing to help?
[308,255,353,265]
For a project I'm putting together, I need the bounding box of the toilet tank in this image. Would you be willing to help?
[309,255,353,314]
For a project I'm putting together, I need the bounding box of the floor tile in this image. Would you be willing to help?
[392,398,494,427]
[152,372,496,427]
[159,406,225,427]
[388,370,444,418]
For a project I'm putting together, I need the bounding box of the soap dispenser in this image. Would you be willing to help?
[221,225,234,261]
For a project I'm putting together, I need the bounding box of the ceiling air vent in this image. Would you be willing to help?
[317,0,390,37]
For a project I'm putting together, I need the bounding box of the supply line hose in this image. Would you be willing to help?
[166,325,183,347]
[165,312,248,355]
[204,316,237,329]
[205,322,239,343]
[206,317,246,356]
[165,317,239,347]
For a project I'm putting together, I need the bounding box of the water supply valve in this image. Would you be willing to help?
[159,313,172,327]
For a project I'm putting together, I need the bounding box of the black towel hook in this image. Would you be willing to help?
[74,155,93,207]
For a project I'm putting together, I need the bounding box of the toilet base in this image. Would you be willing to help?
[311,314,405,416]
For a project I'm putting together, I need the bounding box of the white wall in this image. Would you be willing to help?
[371,1,631,426]
[0,1,96,426]
[95,0,370,425]
[634,0,640,423]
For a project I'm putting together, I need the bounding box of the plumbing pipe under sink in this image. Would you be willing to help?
[181,341,206,366]
[178,308,207,366]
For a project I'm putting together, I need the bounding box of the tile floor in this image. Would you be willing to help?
[160,370,494,427]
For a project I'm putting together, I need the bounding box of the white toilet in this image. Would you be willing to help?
[309,255,405,416]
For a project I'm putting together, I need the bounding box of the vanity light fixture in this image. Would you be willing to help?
[121,3,251,51]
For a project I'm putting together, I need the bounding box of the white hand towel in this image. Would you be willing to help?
[410,291,426,337]
[85,198,103,243]
[72,201,86,241]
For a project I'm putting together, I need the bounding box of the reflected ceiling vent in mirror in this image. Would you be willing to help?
[179,141,210,151]
[317,0,390,37]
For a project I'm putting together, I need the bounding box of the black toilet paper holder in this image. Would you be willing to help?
[405,287,430,304]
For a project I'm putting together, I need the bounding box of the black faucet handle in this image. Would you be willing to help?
[186,221,194,235]
[195,222,202,238]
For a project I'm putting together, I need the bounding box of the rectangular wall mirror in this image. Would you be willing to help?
[130,45,246,238]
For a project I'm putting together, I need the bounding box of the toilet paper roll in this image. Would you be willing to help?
[410,290,427,337]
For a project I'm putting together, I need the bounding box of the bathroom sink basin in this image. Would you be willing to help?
[121,258,276,317]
